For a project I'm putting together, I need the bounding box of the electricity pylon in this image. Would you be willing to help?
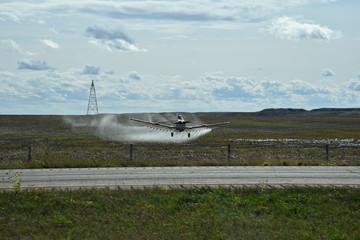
[87,80,99,115]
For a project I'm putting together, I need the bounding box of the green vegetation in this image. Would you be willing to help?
[0,187,359,239]
[1,112,360,168]
[1,113,359,239]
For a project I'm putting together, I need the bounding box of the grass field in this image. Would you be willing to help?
[1,110,360,168]
[1,111,359,239]
[1,186,359,239]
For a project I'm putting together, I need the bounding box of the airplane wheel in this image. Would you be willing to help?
[188,133,190,138]
[171,132,174,137]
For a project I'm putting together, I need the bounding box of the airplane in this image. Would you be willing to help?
[130,115,230,137]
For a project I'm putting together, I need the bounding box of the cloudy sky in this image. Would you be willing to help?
[1,0,359,114]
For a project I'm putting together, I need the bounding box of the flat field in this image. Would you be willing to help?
[1,110,360,168]
[1,111,359,240]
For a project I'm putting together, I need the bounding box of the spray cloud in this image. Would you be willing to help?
[64,114,211,143]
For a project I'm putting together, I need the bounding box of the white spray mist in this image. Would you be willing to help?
[64,114,211,143]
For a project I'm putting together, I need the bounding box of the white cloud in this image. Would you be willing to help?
[85,25,145,52]
[0,11,21,22]
[88,39,143,52]
[1,0,357,114]
[1,39,23,53]
[348,78,360,91]
[85,25,133,42]
[76,0,340,24]
[36,19,45,24]
[288,79,326,95]
[198,75,338,108]
[40,39,60,49]
[268,16,342,41]
[1,39,36,55]
[0,70,14,78]
[17,59,53,71]
[128,71,141,81]
[1,69,360,114]
[205,75,263,99]
[49,27,59,34]
[81,64,100,75]
[322,68,335,77]
[0,0,339,25]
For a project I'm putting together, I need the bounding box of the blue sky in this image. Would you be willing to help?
[1,0,359,114]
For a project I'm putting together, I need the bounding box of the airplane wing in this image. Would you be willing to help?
[186,122,230,129]
[130,118,176,129]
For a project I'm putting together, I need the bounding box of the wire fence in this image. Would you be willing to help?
[124,139,360,165]
[1,138,360,166]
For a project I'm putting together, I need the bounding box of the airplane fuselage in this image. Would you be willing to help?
[175,122,186,131]
[174,116,188,132]
[172,121,189,137]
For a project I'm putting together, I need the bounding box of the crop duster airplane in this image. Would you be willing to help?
[131,115,230,137]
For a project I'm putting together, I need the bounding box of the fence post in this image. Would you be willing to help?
[325,144,329,160]
[227,144,231,163]
[129,143,134,160]
[27,146,32,162]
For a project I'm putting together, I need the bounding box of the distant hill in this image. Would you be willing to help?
[196,108,360,117]
[256,108,307,116]
[254,108,360,116]
[310,108,360,113]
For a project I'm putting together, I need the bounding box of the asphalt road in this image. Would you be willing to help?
[1,166,359,190]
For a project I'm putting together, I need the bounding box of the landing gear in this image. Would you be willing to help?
[171,132,190,137]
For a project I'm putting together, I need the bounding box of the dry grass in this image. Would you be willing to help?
[1,112,360,168]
